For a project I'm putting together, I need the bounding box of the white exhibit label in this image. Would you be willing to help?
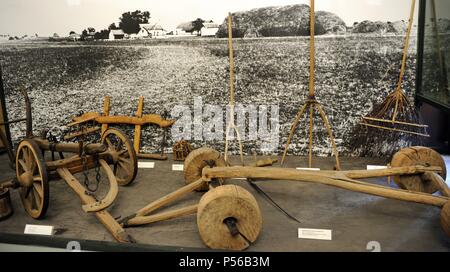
[367,165,388,170]
[296,167,320,171]
[24,224,54,236]
[298,228,332,240]
[172,164,184,171]
[138,161,155,168]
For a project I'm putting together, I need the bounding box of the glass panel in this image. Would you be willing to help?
[418,0,450,109]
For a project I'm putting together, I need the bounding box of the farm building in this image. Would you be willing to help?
[109,29,125,40]
[0,34,10,41]
[175,22,195,36]
[69,33,81,41]
[200,22,219,37]
[138,24,167,38]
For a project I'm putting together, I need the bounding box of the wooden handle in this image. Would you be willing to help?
[396,0,416,91]
[228,13,235,106]
[125,205,198,227]
[309,0,315,97]
[135,178,206,216]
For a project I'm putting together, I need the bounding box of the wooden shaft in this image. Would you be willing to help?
[125,204,198,227]
[101,96,110,135]
[34,138,106,154]
[134,96,144,154]
[45,152,112,171]
[137,153,168,160]
[136,178,206,217]
[323,165,443,179]
[421,172,450,197]
[309,0,315,97]
[281,103,309,165]
[56,168,132,243]
[308,103,314,168]
[202,166,448,207]
[396,0,416,91]
[228,13,235,106]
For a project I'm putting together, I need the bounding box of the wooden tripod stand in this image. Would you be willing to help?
[224,13,244,165]
[281,0,340,170]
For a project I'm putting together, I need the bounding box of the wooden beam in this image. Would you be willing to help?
[124,205,198,227]
[135,178,205,217]
[202,166,449,207]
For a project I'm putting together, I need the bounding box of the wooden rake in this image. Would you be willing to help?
[361,0,429,137]
[281,0,341,170]
[224,13,244,165]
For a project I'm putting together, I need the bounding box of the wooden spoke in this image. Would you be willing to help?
[116,138,123,151]
[18,159,29,172]
[32,188,41,209]
[105,138,114,149]
[33,182,44,198]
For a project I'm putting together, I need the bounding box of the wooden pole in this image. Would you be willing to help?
[202,166,449,207]
[396,0,416,93]
[309,0,315,98]
[135,178,205,217]
[228,13,235,106]
[224,13,244,165]
[124,205,198,227]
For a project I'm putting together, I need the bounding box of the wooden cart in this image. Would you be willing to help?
[0,88,138,242]
[116,146,450,250]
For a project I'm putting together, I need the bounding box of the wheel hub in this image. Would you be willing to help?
[18,171,34,187]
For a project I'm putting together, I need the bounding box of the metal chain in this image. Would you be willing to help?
[79,121,102,193]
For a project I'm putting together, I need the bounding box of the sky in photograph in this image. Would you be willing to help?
[0,0,429,37]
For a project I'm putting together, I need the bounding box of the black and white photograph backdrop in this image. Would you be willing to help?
[0,0,436,157]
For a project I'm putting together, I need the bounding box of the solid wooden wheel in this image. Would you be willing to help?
[184,147,226,191]
[16,139,49,219]
[441,202,450,238]
[197,185,262,250]
[102,128,137,186]
[391,146,446,194]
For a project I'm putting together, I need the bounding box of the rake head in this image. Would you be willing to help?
[361,89,429,137]
[348,89,427,157]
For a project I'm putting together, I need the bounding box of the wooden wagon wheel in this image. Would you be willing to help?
[391,146,447,194]
[184,147,226,191]
[16,139,49,219]
[101,128,137,186]
[197,185,262,250]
